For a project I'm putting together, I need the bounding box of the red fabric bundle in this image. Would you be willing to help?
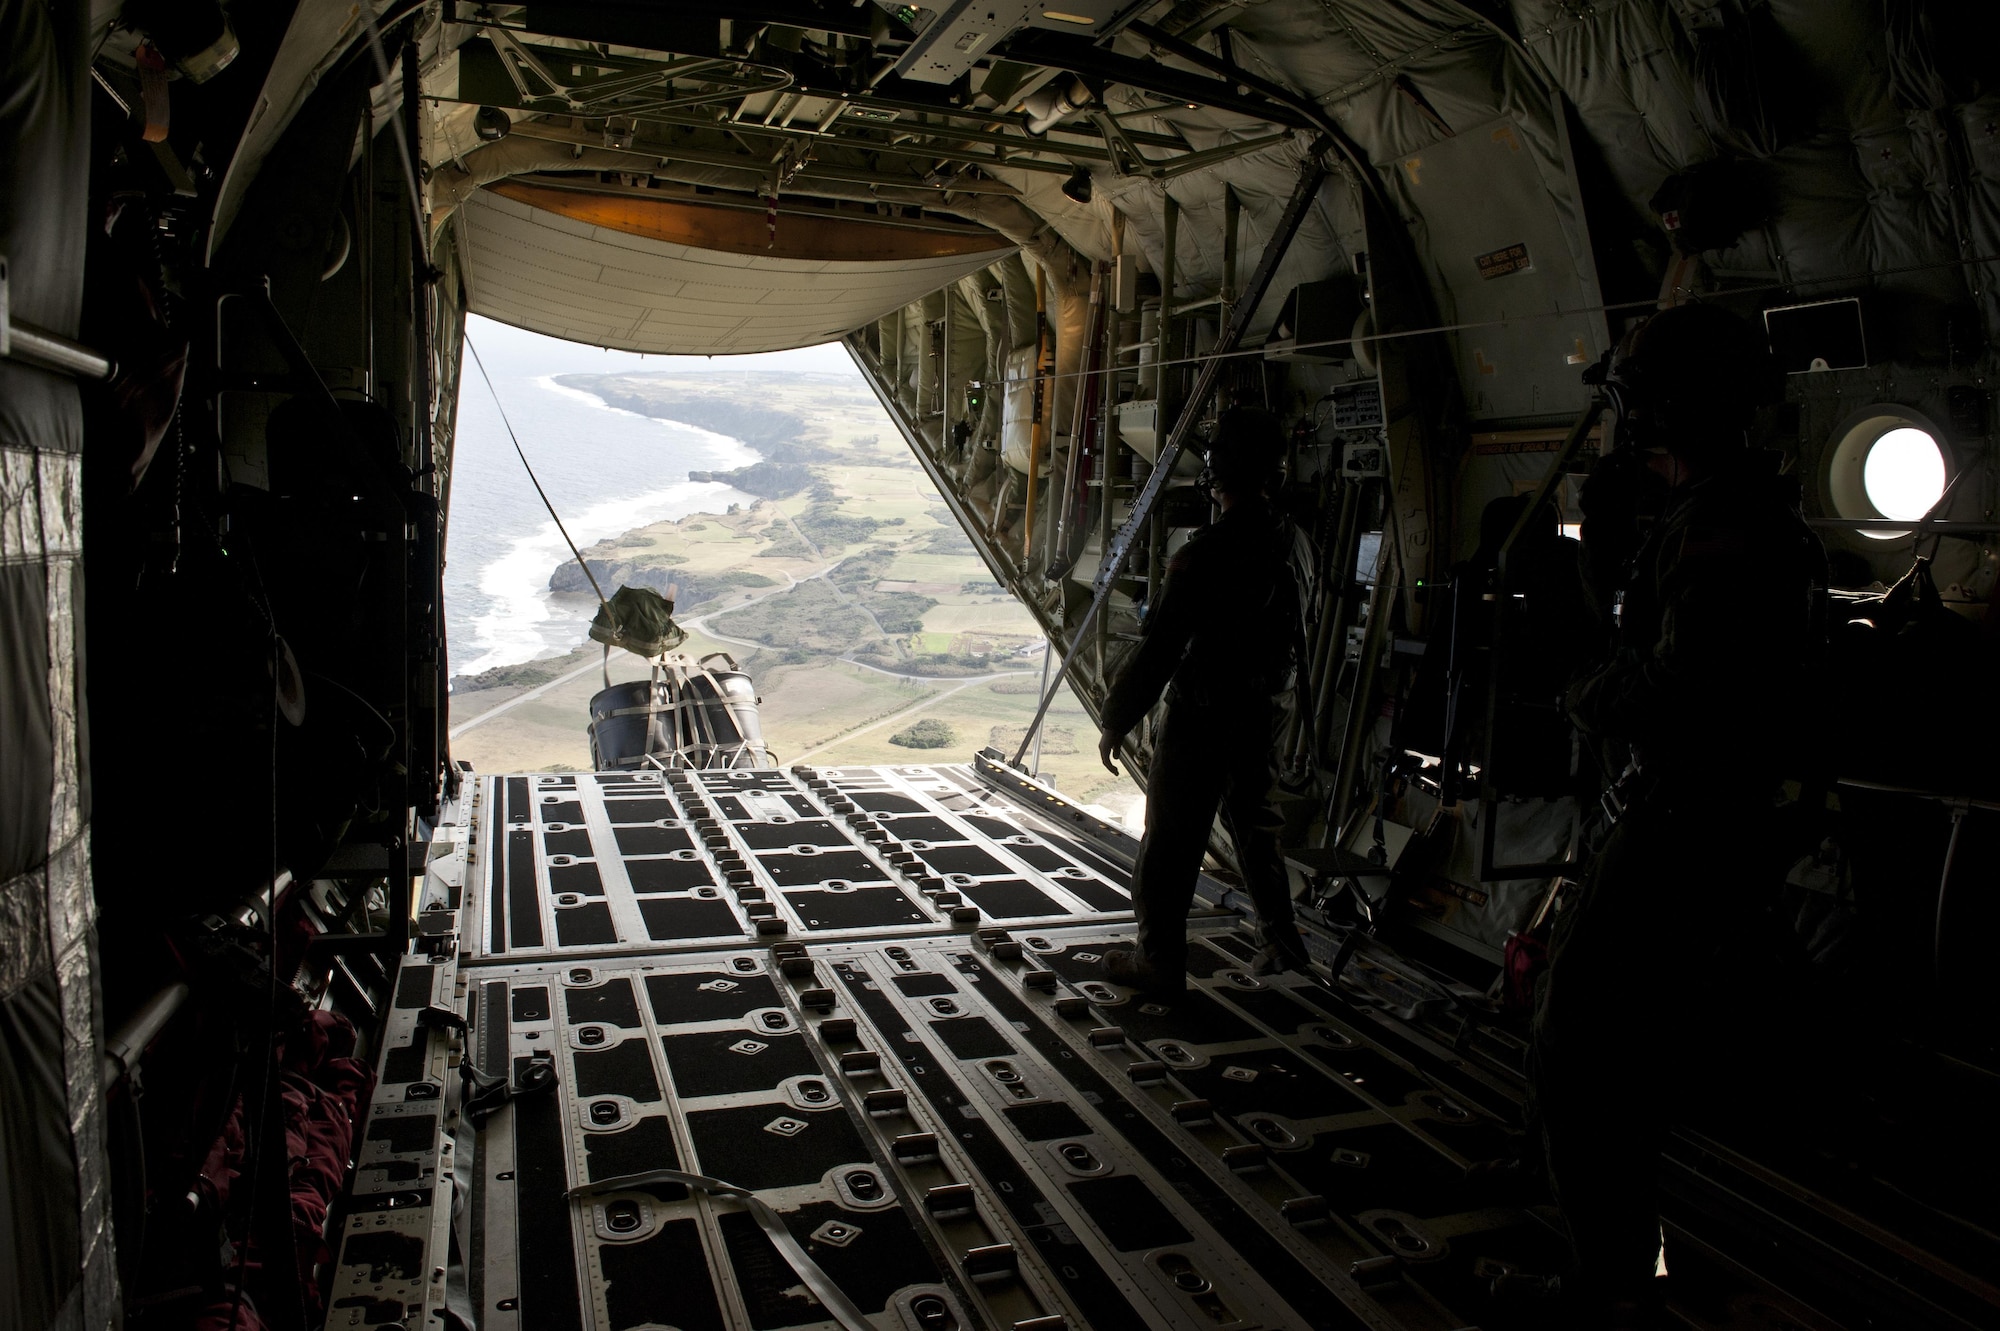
[193,1010,375,1328]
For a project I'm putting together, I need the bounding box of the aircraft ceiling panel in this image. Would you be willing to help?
[460,188,1015,354]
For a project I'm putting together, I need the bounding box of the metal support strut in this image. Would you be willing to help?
[1013,143,1333,765]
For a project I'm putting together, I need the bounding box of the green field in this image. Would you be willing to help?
[919,601,1038,635]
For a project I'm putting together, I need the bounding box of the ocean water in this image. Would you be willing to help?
[444,317,855,679]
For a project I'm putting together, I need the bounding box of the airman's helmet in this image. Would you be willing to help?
[1607,303,1778,454]
[1202,407,1286,493]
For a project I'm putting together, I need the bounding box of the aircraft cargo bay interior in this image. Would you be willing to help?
[4,4,2000,1331]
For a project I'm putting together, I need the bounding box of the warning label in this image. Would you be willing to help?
[1476,243,1531,279]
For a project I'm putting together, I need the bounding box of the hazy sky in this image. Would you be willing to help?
[460,313,863,381]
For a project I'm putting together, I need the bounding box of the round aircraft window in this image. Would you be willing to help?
[1863,427,1945,524]
[1826,407,1950,541]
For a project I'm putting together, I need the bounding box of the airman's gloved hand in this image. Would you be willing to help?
[1098,730,1123,775]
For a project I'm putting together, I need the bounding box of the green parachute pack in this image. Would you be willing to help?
[589,585,686,658]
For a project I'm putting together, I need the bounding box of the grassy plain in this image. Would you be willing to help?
[448,371,1140,813]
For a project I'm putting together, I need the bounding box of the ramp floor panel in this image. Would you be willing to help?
[341,764,1573,1331]
[460,932,1562,1331]
[466,765,1137,963]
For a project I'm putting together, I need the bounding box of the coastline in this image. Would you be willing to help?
[448,374,772,681]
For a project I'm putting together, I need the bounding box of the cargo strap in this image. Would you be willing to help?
[588,662,766,770]
[570,1168,874,1331]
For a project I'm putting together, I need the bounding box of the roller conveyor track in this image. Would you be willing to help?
[320,760,1561,1331]
[466,763,1149,963]
[458,918,1568,1331]
[321,761,1997,1331]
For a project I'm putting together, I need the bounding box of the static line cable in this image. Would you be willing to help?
[464,334,611,610]
[973,247,2000,395]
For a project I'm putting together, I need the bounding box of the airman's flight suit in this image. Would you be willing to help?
[1099,500,1314,992]
[1534,450,1826,1315]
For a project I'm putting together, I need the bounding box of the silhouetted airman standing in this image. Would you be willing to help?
[1095,409,1315,999]
[1533,304,1826,1329]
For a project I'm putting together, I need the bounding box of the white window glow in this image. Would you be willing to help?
[1862,426,1946,522]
